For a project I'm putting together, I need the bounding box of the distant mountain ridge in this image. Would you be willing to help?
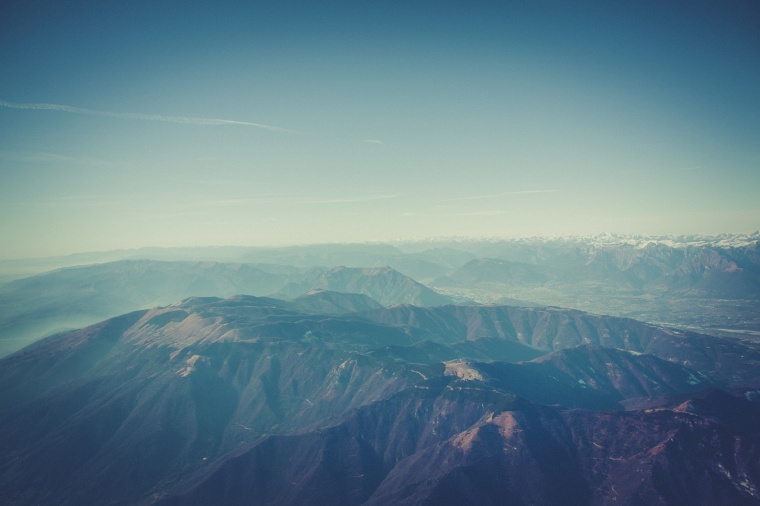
[0,260,453,356]
[1,236,759,354]
[434,240,760,298]
[278,266,452,307]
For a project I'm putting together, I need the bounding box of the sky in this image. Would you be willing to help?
[1,0,759,259]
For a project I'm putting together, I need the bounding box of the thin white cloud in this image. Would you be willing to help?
[174,194,403,207]
[444,189,559,202]
[400,210,505,218]
[34,194,131,207]
[502,189,560,195]
[459,210,505,216]
[444,194,495,202]
[307,194,401,204]
[0,99,297,133]
[189,179,256,186]
[363,139,384,144]
[196,197,295,206]
[0,150,134,168]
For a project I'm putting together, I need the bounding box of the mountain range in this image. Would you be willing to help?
[1,294,758,505]
[1,236,759,504]
[2,235,758,354]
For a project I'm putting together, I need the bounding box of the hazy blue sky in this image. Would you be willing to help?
[1,0,759,258]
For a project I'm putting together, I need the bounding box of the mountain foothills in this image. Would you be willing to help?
[0,235,759,505]
[1,293,759,505]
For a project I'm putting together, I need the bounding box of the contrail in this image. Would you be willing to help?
[0,99,297,133]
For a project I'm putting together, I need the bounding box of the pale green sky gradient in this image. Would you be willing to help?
[1,1,759,258]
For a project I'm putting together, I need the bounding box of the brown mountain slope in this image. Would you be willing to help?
[161,385,760,506]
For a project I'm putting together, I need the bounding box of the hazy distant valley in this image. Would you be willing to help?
[1,235,759,505]
[2,234,758,357]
